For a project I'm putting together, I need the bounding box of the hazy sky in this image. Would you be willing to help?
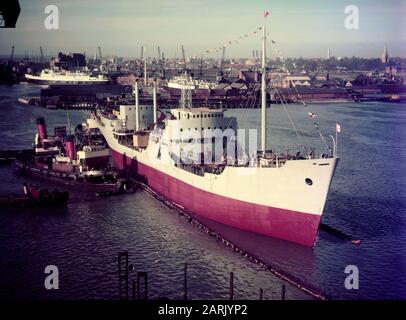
[1,0,405,58]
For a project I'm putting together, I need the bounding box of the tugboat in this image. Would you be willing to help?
[13,117,124,192]
[0,183,69,207]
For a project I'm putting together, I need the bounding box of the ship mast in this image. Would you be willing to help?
[261,12,268,157]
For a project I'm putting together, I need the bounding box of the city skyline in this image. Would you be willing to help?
[0,0,405,59]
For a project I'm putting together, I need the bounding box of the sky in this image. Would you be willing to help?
[1,0,405,59]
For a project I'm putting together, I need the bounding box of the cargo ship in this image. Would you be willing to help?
[86,17,339,246]
[25,69,109,85]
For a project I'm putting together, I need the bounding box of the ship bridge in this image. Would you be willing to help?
[167,107,237,134]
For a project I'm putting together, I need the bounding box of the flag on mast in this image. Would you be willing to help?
[308,112,316,119]
[336,122,341,133]
[263,11,269,18]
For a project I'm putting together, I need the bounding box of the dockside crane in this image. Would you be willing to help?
[161,51,165,79]
[181,45,187,74]
[39,46,44,62]
[199,54,203,79]
[10,45,14,62]
[140,46,147,85]
[217,45,226,82]
[98,46,102,60]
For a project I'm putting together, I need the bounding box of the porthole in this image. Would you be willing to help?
[305,178,313,186]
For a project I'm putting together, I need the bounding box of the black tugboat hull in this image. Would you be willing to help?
[12,159,119,193]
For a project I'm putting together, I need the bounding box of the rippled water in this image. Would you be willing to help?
[0,84,405,300]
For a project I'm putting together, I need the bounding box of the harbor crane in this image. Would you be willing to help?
[161,51,165,79]
[98,46,102,60]
[181,45,187,73]
[217,45,226,82]
[39,46,44,62]
[10,45,14,62]
[199,54,203,79]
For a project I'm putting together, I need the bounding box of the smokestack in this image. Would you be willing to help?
[134,79,140,132]
[153,80,157,124]
[36,117,47,140]
[64,135,76,161]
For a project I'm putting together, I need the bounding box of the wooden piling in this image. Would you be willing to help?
[132,279,136,300]
[137,271,148,300]
[183,263,188,300]
[229,272,234,300]
[118,251,129,300]
[281,284,286,300]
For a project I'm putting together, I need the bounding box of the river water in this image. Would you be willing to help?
[0,84,405,300]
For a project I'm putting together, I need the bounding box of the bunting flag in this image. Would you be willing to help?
[199,25,266,56]
[308,112,316,119]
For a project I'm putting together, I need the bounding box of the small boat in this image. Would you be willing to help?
[0,184,69,207]
[95,178,139,197]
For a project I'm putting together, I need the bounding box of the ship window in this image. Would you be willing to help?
[193,115,195,118]
[197,115,200,118]
[220,126,222,129]
[305,178,313,186]
[208,127,210,130]
[180,128,183,132]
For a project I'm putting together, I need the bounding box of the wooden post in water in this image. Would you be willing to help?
[132,279,136,300]
[229,272,234,300]
[137,272,148,300]
[118,251,129,300]
[281,284,286,300]
[259,288,263,300]
[183,263,188,300]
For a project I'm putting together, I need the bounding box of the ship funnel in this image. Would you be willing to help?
[153,79,157,124]
[36,117,47,140]
[64,135,76,161]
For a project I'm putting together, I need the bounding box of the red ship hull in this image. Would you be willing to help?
[112,149,321,246]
